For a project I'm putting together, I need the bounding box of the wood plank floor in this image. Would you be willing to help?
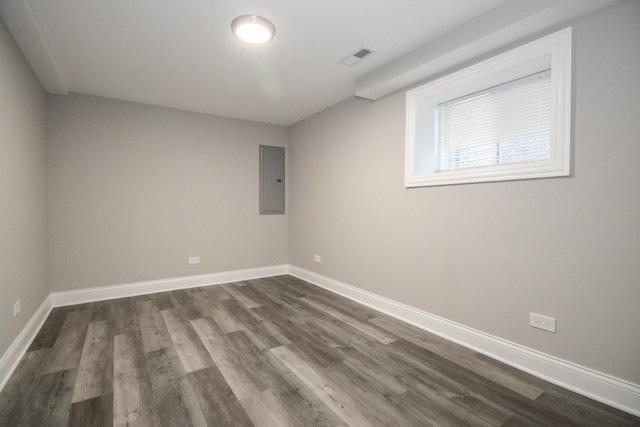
[1,275,638,426]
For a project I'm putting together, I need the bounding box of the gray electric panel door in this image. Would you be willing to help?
[259,145,285,215]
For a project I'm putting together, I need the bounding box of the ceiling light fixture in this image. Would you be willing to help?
[231,15,275,45]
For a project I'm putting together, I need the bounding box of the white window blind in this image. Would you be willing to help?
[437,70,551,172]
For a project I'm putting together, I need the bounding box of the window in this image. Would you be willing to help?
[438,70,551,171]
[405,28,572,187]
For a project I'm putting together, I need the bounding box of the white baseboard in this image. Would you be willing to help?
[3,264,638,417]
[50,264,289,307]
[289,265,640,417]
[0,294,52,392]
[0,264,288,393]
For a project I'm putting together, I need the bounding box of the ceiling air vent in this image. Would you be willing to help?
[339,47,376,67]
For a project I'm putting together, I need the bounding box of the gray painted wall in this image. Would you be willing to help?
[289,2,640,385]
[47,94,288,292]
[2,0,638,392]
[0,18,48,356]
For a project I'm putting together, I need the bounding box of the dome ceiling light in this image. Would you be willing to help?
[231,15,276,45]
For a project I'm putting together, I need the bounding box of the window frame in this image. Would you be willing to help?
[405,28,572,188]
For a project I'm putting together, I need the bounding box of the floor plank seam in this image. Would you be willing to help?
[0,275,638,426]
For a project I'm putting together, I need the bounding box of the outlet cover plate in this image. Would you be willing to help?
[188,256,200,265]
[530,312,556,333]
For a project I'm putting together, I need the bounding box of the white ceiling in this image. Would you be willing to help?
[0,0,617,125]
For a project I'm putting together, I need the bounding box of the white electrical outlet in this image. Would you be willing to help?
[13,300,21,317]
[314,255,322,263]
[188,256,200,265]
[530,312,556,333]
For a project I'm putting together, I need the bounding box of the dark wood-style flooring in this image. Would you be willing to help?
[0,275,638,426]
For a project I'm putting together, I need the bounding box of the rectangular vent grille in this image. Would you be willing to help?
[354,49,372,59]
[340,47,376,66]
